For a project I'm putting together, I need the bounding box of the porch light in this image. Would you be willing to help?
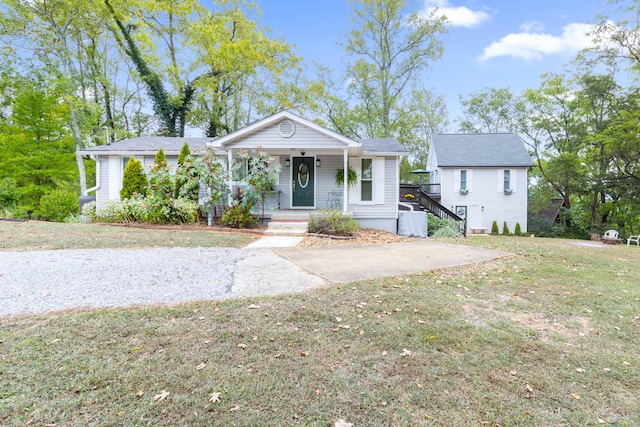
[285,158,290,167]
[316,159,321,167]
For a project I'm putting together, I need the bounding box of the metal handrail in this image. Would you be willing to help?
[416,190,467,237]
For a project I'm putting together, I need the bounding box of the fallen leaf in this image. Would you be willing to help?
[572,393,581,399]
[401,348,412,357]
[196,363,207,370]
[509,370,518,376]
[247,304,260,309]
[228,405,240,412]
[525,384,534,392]
[575,368,585,373]
[341,324,351,329]
[130,346,142,351]
[300,351,308,357]
[136,390,144,397]
[335,419,353,427]
[335,316,343,322]
[209,392,221,403]
[315,388,321,395]
[417,320,426,324]
[292,414,300,421]
[238,343,246,349]
[153,390,170,402]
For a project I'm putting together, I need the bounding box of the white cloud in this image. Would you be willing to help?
[421,0,491,28]
[479,22,597,62]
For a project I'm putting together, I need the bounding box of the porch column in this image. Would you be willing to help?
[227,149,233,207]
[343,148,348,214]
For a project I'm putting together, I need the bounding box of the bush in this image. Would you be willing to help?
[37,188,80,222]
[514,222,522,236]
[308,209,359,236]
[0,178,19,217]
[503,221,511,235]
[432,226,463,238]
[81,201,98,223]
[173,198,199,224]
[221,205,257,228]
[121,158,148,199]
[154,148,167,167]
[491,221,499,235]
[427,213,463,237]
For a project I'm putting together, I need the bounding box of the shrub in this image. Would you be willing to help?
[428,213,463,237]
[121,158,148,199]
[221,205,257,228]
[308,209,359,236]
[503,221,511,235]
[154,148,167,167]
[432,226,463,238]
[173,198,199,224]
[37,188,80,222]
[81,201,98,223]
[491,221,499,235]
[0,178,19,217]
[177,142,190,165]
[514,222,522,236]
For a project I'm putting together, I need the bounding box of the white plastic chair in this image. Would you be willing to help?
[627,234,639,247]
[602,230,620,244]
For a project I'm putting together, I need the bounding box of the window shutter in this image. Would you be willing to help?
[349,157,360,203]
[109,156,121,200]
[374,158,385,204]
[510,169,516,192]
[467,169,473,192]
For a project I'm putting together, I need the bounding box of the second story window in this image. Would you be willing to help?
[460,170,467,191]
[504,170,511,191]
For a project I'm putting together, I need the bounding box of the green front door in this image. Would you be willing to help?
[292,157,314,207]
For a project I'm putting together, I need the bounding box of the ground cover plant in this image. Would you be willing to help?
[1,229,638,426]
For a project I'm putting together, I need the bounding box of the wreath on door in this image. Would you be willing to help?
[297,162,309,188]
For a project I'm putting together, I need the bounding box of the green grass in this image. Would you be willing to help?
[0,220,256,251]
[1,229,639,426]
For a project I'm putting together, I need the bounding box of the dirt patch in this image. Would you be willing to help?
[462,302,591,342]
[299,228,413,247]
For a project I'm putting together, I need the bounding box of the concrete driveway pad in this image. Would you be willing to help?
[274,240,510,284]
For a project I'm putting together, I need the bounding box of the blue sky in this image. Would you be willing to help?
[257,0,619,128]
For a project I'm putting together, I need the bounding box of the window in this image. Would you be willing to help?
[122,157,131,172]
[460,170,467,191]
[361,158,373,201]
[503,170,511,191]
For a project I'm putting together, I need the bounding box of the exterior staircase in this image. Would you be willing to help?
[263,210,311,236]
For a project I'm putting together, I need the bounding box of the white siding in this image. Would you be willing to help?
[225,121,348,150]
[348,157,398,220]
[440,167,529,233]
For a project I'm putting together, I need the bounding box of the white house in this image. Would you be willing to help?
[426,133,534,234]
[79,111,407,233]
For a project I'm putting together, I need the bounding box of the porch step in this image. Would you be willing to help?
[264,220,309,236]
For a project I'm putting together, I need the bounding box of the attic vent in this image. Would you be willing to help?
[278,120,296,138]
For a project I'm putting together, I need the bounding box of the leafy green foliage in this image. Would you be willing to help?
[220,205,256,228]
[36,188,80,222]
[308,209,359,236]
[514,222,522,236]
[427,213,462,238]
[231,150,281,222]
[177,142,190,165]
[502,221,511,235]
[121,158,147,199]
[491,221,499,235]
[0,179,19,217]
[154,149,167,168]
[334,166,358,189]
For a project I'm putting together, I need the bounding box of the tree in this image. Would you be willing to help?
[154,149,167,168]
[121,158,147,199]
[341,0,447,138]
[458,87,521,133]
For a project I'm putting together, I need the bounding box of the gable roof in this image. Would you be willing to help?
[79,136,214,155]
[431,133,534,167]
[211,110,360,149]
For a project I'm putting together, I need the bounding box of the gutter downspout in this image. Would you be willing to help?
[83,156,100,196]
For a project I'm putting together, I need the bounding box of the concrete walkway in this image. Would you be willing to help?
[273,240,510,284]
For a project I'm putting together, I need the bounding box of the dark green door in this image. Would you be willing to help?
[292,157,314,207]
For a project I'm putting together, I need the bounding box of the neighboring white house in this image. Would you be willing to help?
[79,111,407,233]
[426,133,534,234]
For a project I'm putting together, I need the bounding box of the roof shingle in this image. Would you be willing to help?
[431,133,533,167]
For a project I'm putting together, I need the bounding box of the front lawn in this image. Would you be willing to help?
[1,231,638,426]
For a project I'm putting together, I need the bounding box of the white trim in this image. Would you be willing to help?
[108,156,121,200]
[289,156,316,209]
[373,158,385,204]
[214,111,360,149]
